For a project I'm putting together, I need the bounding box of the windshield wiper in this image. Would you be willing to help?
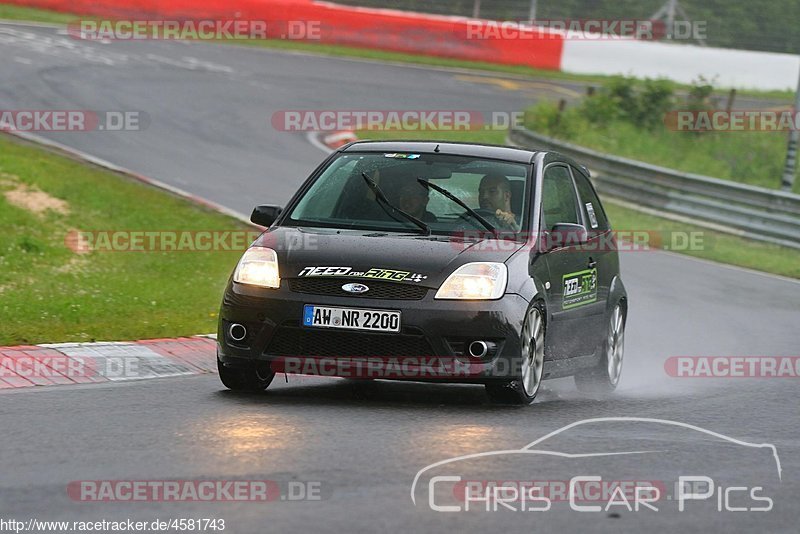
[417,178,496,234]
[361,172,430,235]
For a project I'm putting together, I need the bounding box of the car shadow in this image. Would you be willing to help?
[211,376,582,411]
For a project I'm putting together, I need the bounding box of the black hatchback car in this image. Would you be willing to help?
[217,141,627,404]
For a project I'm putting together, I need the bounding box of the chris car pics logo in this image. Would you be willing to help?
[411,417,781,514]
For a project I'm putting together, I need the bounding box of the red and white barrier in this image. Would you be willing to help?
[2,0,796,90]
[561,38,800,92]
[0,0,564,70]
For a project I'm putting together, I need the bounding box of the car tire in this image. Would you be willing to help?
[575,302,625,395]
[217,358,275,392]
[485,303,546,405]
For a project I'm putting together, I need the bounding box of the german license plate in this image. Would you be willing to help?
[303,305,401,333]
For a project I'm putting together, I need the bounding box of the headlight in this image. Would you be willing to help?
[233,247,280,289]
[435,262,507,300]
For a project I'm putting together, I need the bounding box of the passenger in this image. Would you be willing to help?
[396,181,437,222]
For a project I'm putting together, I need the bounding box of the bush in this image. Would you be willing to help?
[525,102,587,140]
[637,79,675,129]
[579,76,675,130]
[522,76,799,192]
[686,76,715,111]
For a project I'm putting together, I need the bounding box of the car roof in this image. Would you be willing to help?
[340,140,540,164]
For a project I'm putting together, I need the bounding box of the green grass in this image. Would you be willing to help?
[0,135,252,345]
[525,102,800,194]
[603,201,800,279]
[0,4,75,24]
[357,128,800,279]
[0,3,793,100]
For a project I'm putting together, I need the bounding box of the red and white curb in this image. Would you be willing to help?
[0,336,217,390]
[323,130,358,149]
[308,130,358,154]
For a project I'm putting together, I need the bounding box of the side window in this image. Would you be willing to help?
[542,165,580,230]
[571,168,610,233]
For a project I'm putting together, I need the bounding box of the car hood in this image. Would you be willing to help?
[252,226,525,289]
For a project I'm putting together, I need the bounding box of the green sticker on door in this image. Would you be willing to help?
[562,268,598,309]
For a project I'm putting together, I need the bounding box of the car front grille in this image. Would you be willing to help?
[265,324,435,358]
[288,278,428,300]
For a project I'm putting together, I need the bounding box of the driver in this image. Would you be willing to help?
[479,173,519,231]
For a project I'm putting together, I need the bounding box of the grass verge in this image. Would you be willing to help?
[0,4,793,101]
[0,4,75,24]
[525,102,800,194]
[602,201,800,279]
[0,134,251,345]
[357,128,800,279]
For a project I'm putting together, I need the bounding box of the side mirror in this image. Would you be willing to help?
[250,205,283,227]
[547,223,588,251]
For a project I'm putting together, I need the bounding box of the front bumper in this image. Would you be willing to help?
[217,279,529,383]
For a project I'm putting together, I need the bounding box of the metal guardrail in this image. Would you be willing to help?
[509,127,800,249]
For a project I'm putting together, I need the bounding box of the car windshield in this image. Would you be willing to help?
[285,151,531,236]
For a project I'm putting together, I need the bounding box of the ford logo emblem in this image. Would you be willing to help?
[342,283,369,294]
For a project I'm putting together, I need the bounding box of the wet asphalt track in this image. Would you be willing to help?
[1,22,799,533]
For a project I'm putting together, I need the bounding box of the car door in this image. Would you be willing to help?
[541,163,601,359]
[571,166,616,346]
